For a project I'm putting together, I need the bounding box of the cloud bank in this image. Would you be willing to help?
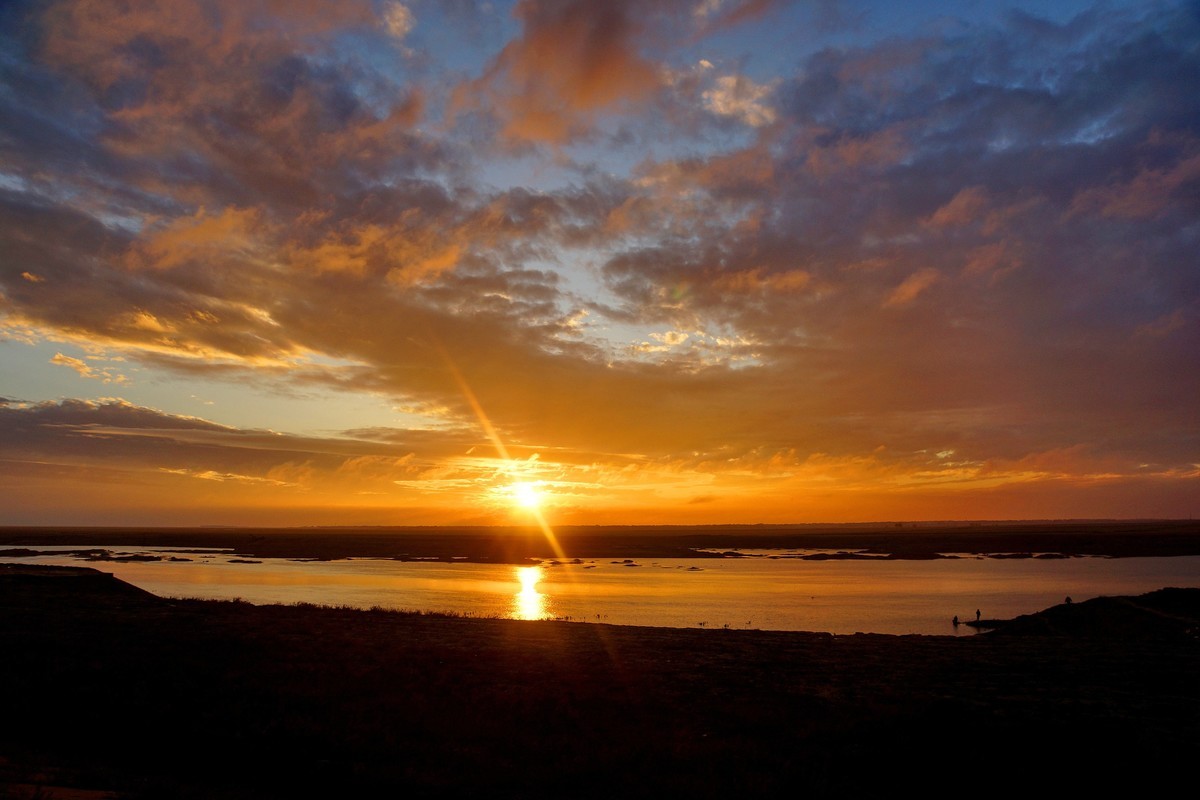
[1,0,1196,524]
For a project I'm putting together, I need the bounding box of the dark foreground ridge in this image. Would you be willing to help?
[2,565,1198,799]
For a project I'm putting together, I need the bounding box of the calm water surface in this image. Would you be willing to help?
[5,547,1199,635]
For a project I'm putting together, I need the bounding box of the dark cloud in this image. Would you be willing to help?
[0,397,478,489]
[567,4,1200,507]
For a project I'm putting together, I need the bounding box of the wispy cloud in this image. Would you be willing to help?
[50,353,128,384]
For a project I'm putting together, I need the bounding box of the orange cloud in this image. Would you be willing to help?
[126,207,265,272]
[961,241,1022,282]
[925,187,988,229]
[1069,152,1200,219]
[713,269,810,293]
[38,0,425,210]
[883,268,939,307]
[693,0,782,35]
[50,352,128,384]
[456,0,663,144]
[1135,309,1188,340]
[283,222,460,283]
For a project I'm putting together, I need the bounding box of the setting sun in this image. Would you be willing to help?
[511,482,543,510]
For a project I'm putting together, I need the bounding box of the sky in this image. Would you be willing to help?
[1,0,1197,527]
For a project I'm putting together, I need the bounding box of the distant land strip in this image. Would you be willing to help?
[2,520,1199,563]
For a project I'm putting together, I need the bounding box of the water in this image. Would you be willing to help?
[4,547,1198,635]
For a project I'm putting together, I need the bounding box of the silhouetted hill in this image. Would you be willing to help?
[0,563,162,610]
[988,587,1200,639]
[2,566,1197,798]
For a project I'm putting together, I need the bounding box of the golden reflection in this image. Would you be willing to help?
[514,565,547,620]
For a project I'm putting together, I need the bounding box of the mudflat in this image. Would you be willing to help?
[1,563,1197,798]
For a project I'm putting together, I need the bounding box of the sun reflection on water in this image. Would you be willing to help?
[514,565,548,620]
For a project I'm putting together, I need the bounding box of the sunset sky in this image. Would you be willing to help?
[1,0,1197,526]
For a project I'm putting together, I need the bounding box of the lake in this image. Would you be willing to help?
[4,546,1198,635]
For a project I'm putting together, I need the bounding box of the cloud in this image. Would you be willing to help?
[50,353,128,384]
[692,0,783,34]
[1,1,1198,523]
[702,74,777,127]
[882,268,939,308]
[453,0,665,144]
[693,0,725,21]
[29,0,429,211]
[1069,150,1200,219]
[1135,309,1189,340]
[925,187,989,229]
[384,2,415,40]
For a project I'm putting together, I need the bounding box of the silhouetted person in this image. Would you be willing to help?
[1065,596,1072,604]
[975,609,981,621]
[953,615,959,626]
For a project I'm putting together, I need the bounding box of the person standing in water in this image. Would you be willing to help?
[976,609,981,621]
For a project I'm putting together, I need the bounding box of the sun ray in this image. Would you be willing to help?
[431,339,566,560]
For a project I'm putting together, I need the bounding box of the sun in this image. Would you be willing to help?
[511,481,543,510]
